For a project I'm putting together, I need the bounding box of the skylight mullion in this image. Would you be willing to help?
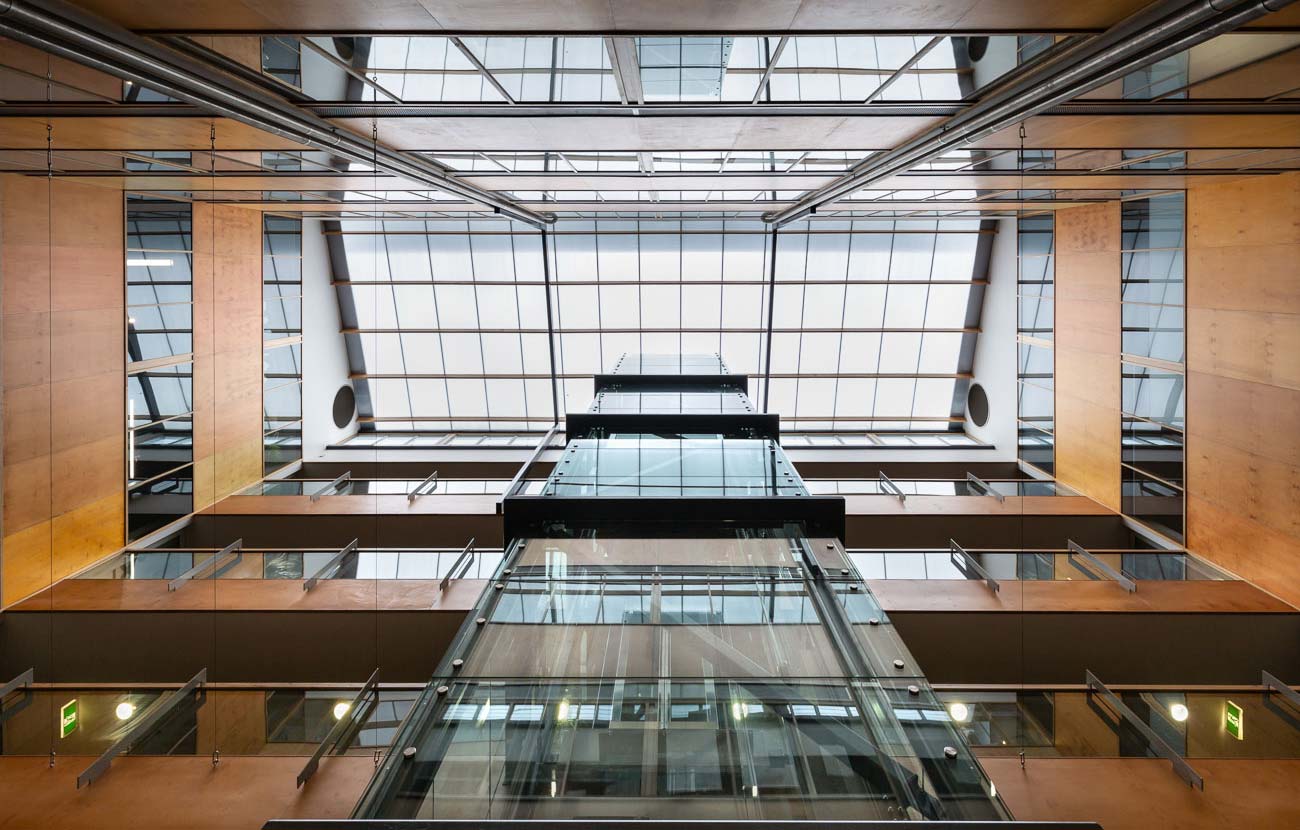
[908,228,941,422]
[421,222,454,427]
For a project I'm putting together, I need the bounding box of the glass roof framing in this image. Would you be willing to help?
[334,216,984,432]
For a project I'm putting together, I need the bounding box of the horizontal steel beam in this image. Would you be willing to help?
[767,0,1300,225]
[5,99,1300,120]
[0,0,551,227]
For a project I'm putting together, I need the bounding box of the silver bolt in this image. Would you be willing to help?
[495,583,504,590]
[402,747,417,759]
[840,568,850,575]
[452,659,464,669]
[893,659,905,670]
[849,584,859,591]
[436,685,449,695]
[868,617,880,626]
[476,616,487,625]
[944,746,958,759]
[907,685,920,695]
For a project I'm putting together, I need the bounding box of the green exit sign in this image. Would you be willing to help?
[60,699,78,738]
[1225,700,1244,740]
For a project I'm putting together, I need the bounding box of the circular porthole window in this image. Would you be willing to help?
[967,383,989,427]
[332,385,356,428]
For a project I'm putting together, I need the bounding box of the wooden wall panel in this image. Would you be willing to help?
[1,175,125,607]
[191,203,264,509]
[1053,201,1122,512]
[1186,171,1300,607]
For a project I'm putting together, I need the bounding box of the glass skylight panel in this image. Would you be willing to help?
[337,218,980,431]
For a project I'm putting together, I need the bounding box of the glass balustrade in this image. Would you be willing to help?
[75,548,505,582]
[236,478,541,496]
[846,549,1230,581]
[805,478,1068,496]
[935,689,1300,760]
[0,686,419,758]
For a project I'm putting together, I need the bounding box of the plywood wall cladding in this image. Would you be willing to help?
[1054,201,1122,512]
[1186,171,1300,608]
[1,174,125,607]
[192,204,264,509]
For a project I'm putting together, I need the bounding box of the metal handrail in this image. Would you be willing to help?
[168,539,243,591]
[1085,670,1203,790]
[966,472,1005,503]
[878,472,906,504]
[500,423,560,504]
[407,470,439,502]
[309,471,351,502]
[949,539,1000,594]
[439,538,476,595]
[1263,670,1300,710]
[78,669,207,788]
[0,668,35,724]
[297,668,380,787]
[303,540,361,591]
[0,668,34,701]
[1068,540,1136,592]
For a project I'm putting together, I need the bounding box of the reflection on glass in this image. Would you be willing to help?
[544,436,807,497]
[127,197,195,541]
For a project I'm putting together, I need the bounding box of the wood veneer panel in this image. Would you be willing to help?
[0,755,369,829]
[0,523,51,607]
[1188,306,1300,391]
[1054,202,1122,512]
[1186,173,1300,606]
[984,758,1300,830]
[191,204,264,509]
[870,577,1295,613]
[1,175,125,608]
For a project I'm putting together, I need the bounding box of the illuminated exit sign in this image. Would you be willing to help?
[1225,700,1244,740]
[60,699,78,738]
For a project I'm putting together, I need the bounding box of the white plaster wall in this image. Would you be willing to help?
[301,218,356,459]
[963,217,1018,460]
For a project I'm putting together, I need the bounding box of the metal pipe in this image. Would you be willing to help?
[768,0,1297,226]
[0,0,550,227]
[762,226,777,412]
[540,228,560,424]
[501,423,560,502]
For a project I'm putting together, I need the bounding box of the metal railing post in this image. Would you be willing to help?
[1263,670,1300,710]
[304,539,361,591]
[499,425,559,505]
[407,470,439,502]
[1085,670,1203,790]
[310,471,352,502]
[878,472,906,504]
[168,539,242,591]
[966,472,1005,503]
[297,668,380,787]
[439,538,477,597]
[949,539,1000,593]
[1068,540,1136,592]
[77,669,207,788]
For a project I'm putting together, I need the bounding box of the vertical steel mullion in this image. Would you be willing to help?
[540,228,560,424]
[762,227,778,413]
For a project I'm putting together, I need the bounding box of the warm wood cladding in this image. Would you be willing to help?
[1053,201,1122,512]
[192,203,264,509]
[1186,171,1300,607]
[1,175,124,606]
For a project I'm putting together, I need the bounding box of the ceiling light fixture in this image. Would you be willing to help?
[332,701,351,720]
[115,701,136,720]
[1169,702,1189,723]
[948,702,971,723]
